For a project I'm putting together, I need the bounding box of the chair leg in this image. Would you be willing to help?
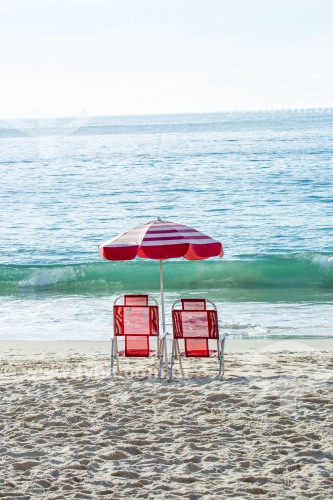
[163,337,168,377]
[218,353,223,379]
[176,340,184,377]
[157,338,161,359]
[158,338,165,378]
[218,340,225,379]
[115,338,120,375]
[169,341,175,380]
[110,339,115,377]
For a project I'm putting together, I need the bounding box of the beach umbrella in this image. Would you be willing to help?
[99,218,223,334]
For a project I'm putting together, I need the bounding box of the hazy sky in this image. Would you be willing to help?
[1,0,332,118]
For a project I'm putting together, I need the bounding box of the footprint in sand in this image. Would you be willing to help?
[111,470,140,479]
[12,460,40,471]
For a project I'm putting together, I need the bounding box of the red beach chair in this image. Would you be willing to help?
[170,298,225,379]
[111,294,167,377]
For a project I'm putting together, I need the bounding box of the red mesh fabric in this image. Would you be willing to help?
[208,310,218,339]
[114,304,158,337]
[181,311,210,337]
[123,307,150,335]
[124,295,148,306]
[149,307,159,336]
[172,310,218,340]
[118,349,156,357]
[185,338,209,357]
[114,305,123,336]
[125,335,149,356]
[180,348,218,357]
[181,299,206,310]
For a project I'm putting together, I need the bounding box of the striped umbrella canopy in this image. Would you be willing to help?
[99,218,223,332]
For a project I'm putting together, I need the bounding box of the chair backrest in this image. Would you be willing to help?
[181,298,206,310]
[124,295,148,306]
[113,294,159,356]
[172,298,219,357]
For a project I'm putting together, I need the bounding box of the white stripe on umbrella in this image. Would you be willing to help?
[141,239,218,246]
[144,232,208,238]
[147,227,195,232]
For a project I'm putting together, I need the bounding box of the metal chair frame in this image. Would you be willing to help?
[110,294,168,378]
[169,298,226,380]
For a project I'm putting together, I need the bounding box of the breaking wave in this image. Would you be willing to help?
[0,253,332,299]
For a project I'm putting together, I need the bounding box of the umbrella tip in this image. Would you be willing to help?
[156,216,163,222]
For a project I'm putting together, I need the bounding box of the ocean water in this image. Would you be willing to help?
[0,110,332,340]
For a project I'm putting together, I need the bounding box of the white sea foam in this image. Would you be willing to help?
[312,254,333,272]
[0,296,332,341]
[18,267,76,288]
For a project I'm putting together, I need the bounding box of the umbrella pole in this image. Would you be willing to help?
[159,259,166,334]
[159,259,169,376]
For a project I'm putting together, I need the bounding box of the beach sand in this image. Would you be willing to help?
[0,339,332,499]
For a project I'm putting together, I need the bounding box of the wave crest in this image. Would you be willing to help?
[0,253,332,298]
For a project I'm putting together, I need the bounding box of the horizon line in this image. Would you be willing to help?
[1,105,332,123]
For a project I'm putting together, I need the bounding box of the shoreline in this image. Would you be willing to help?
[1,337,333,358]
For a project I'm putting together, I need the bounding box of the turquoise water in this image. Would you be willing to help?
[0,110,332,339]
